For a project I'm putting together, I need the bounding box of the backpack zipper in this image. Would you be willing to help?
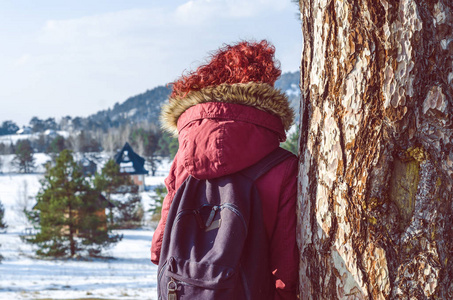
[157,260,168,285]
[157,260,168,300]
[174,209,194,223]
[221,203,247,234]
[240,265,252,300]
[173,203,247,233]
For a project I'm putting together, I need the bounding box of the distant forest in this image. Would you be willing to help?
[0,71,300,161]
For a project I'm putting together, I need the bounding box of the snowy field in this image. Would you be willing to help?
[0,131,70,146]
[1,229,158,299]
[0,153,171,299]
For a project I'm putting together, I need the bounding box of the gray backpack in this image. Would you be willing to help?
[157,147,293,300]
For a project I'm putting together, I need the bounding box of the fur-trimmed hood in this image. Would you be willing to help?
[159,82,294,179]
[160,82,294,135]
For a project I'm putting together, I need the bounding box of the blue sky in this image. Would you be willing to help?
[0,0,301,126]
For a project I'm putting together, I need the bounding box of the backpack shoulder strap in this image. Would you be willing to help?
[241,147,294,181]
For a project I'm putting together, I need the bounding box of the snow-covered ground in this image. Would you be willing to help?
[1,229,158,299]
[0,131,70,146]
[0,153,171,299]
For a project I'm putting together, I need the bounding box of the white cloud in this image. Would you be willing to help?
[31,3,296,77]
[0,0,301,125]
[174,0,289,22]
[15,54,31,66]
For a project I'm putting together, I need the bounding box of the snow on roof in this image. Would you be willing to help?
[16,127,32,135]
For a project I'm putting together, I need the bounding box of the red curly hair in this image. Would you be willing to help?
[170,40,281,98]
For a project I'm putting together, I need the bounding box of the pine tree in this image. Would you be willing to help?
[0,200,7,262]
[157,131,178,159]
[25,150,121,257]
[149,184,166,222]
[13,139,35,173]
[0,120,19,135]
[280,126,299,155]
[93,159,131,225]
[94,159,132,196]
[114,194,143,229]
[130,127,162,176]
[94,159,144,228]
[46,135,66,154]
[0,200,7,230]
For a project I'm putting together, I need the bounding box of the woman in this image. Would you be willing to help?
[151,40,299,300]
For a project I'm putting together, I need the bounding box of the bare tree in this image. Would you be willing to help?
[15,180,30,226]
[297,0,452,299]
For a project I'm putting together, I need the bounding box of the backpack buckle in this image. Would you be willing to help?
[205,206,219,229]
[167,277,178,300]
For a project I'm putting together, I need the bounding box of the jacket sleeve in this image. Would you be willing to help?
[150,154,180,265]
[150,178,175,265]
[270,158,299,300]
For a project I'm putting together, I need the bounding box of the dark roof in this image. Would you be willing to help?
[96,192,116,208]
[114,142,149,175]
[78,157,97,176]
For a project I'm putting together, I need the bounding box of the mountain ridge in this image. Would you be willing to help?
[1,71,300,135]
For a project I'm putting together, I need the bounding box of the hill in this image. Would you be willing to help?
[1,71,300,135]
[80,70,300,131]
[67,85,172,132]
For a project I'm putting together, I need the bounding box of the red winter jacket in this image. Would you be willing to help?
[151,83,299,300]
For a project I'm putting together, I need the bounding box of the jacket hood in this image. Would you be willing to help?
[160,82,294,135]
[176,102,286,179]
[159,83,294,180]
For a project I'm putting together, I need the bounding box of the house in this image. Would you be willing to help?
[78,157,97,177]
[114,142,149,191]
[44,129,57,138]
[16,126,32,135]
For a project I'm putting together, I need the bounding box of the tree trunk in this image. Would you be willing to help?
[297,0,453,299]
[69,205,76,257]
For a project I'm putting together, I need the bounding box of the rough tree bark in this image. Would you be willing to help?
[297,0,452,299]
